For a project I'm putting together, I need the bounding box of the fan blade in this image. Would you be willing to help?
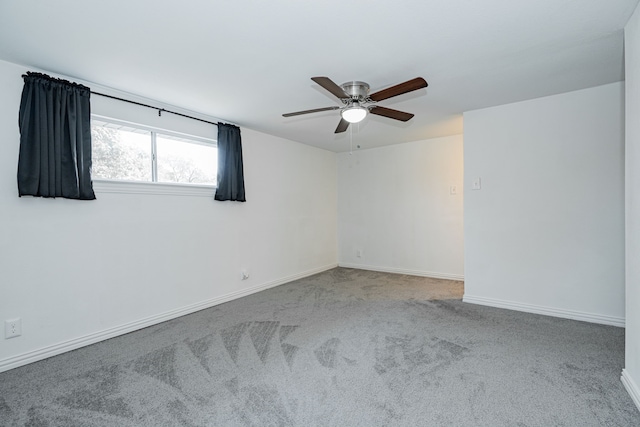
[311,77,349,99]
[369,77,428,102]
[335,118,350,133]
[283,106,340,117]
[369,106,414,122]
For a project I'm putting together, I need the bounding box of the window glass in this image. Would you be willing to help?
[156,134,217,185]
[91,124,152,181]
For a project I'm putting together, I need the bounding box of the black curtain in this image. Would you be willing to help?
[214,123,246,202]
[17,72,95,200]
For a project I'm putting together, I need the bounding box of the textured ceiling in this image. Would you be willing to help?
[0,0,637,152]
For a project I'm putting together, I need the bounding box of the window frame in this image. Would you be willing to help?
[90,115,218,197]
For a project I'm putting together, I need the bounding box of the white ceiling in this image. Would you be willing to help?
[0,0,637,152]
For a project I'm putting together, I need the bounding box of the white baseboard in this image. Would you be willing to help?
[622,369,640,412]
[0,263,337,374]
[463,294,625,327]
[338,262,464,281]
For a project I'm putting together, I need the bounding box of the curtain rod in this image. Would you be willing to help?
[91,91,221,126]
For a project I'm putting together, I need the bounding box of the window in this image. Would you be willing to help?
[155,134,216,184]
[91,118,217,189]
[91,123,152,182]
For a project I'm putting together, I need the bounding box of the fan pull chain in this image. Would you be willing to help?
[350,124,353,155]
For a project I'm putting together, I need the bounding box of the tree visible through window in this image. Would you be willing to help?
[91,119,217,185]
[156,134,216,184]
[91,125,151,181]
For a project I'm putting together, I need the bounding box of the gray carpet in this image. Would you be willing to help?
[0,268,638,426]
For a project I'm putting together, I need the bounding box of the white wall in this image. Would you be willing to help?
[0,59,338,372]
[337,135,464,280]
[624,4,640,410]
[463,82,625,326]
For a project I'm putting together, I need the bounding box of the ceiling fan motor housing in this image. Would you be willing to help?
[340,81,370,100]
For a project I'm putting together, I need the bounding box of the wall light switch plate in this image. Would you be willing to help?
[472,177,482,190]
[450,185,458,195]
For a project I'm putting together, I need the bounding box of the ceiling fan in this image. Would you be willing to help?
[283,76,428,133]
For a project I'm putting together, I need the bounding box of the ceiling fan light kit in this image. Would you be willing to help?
[341,104,367,123]
[283,76,428,133]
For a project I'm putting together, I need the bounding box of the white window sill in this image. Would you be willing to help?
[93,179,216,197]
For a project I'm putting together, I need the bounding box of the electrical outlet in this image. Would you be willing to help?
[241,270,250,280]
[356,249,362,258]
[450,185,458,195]
[5,318,21,339]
